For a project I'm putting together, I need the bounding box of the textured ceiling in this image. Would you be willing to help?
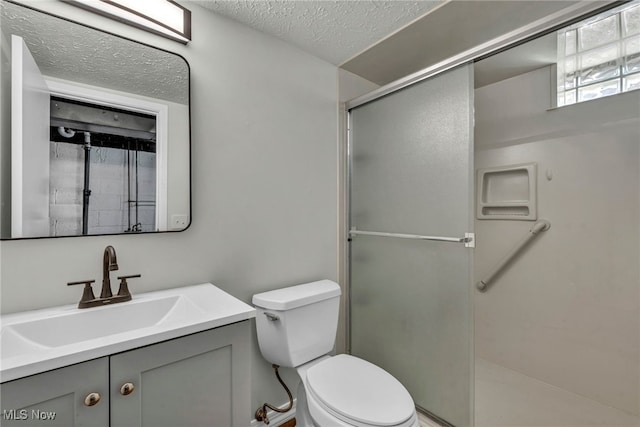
[1,2,189,105]
[193,0,443,65]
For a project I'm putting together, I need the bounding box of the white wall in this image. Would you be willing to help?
[0,0,338,419]
[474,66,640,415]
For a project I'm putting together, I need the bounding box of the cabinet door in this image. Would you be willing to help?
[0,357,109,427]
[110,321,251,427]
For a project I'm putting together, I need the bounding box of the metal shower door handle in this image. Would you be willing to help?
[349,228,475,248]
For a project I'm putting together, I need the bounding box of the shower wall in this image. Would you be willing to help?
[474,66,640,415]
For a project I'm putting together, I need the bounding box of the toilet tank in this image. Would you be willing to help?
[252,280,341,368]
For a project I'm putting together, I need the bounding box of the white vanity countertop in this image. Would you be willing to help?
[0,283,256,382]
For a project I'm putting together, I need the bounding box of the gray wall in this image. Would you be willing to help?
[474,66,640,415]
[0,0,338,417]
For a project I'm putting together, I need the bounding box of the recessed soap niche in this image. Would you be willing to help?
[476,163,537,220]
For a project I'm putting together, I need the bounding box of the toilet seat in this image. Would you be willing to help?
[305,354,416,427]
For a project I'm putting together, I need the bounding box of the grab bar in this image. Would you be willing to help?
[349,228,475,246]
[476,219,550,292]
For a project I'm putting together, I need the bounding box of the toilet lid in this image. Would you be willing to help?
[306,354,414,426]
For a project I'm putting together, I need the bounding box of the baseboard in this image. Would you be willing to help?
[250,398,297,427]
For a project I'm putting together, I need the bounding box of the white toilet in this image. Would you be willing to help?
[253,280,419,427]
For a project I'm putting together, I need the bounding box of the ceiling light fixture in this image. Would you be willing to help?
[65,0,191,43]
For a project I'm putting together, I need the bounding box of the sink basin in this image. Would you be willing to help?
[1,327,49,359]
[0,283,256,382]
[4,295,199,348]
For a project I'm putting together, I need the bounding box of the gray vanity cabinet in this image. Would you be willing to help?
[110,321,251,427]
[1,321,251,427]
[1,357,110,427]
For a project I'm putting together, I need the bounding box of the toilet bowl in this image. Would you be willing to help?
[298,355,419,427]
[252,280,419,427]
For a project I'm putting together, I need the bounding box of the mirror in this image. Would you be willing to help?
[0,1,191,239]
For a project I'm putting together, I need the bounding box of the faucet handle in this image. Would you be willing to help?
[116,274,141,300]
[67,280,96,308]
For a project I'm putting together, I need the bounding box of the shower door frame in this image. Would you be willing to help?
[341,1,626,424]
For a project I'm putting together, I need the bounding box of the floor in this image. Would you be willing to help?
[418,412,443,427]
[287,411,440,427]
[289,359,639,427]
[475,358,640,427]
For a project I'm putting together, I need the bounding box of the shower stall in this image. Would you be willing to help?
[346,3,640,426]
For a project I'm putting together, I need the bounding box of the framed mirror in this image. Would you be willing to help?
[0,0,191,239]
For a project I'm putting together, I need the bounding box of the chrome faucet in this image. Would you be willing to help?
[101,245,119,298]
[68,245,140,309]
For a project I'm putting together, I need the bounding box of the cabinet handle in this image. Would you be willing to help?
[84,392,101,406]
[120,382,135,396]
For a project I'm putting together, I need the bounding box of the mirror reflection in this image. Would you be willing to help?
[1,1,191,239]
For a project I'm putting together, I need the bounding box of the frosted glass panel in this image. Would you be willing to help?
[349,64,473,426]
[578,44,620,85]
[623,4,640,36]
[624,73,640,90]
[565,30,577,55]
[623,36,640,73]
[578,14,618,50]
[578,78,620,102]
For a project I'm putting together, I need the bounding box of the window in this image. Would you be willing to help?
[557,1,640,106]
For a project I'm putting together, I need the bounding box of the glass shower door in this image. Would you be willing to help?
[349,64,474,427]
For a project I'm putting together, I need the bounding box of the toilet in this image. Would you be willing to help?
[253,280,419,427]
